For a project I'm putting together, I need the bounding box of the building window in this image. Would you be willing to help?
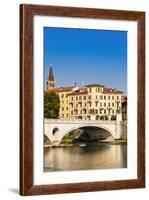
[95,109,98,114]
[96,95,98,99]
[108,109,111,114]
[66,107,68,110]
[100,102,102,107]
[88,102,91,107]
[79,96,82,100]
[87,116,91,120]
[84,103,86,107]
[71,97,73,101]
[95,102,98,107]
[96,87,101,92]
[76,104,78,108]
[89,88,92,92]
[104,103,106,107]
[88,95,91,100]
[112,103,114,107]
[62,107,64,111]
[117,96,119,100]
[100,109,102,114]
[112,110,114,114]
[76,96,78,101]
[104,96,106,100]
[112,96,114,100]
[108,96,110,100]
[83,109,87,114]
[61,94,64,98]
[89,109,92,114]
[100,95,103,100]
[83,96,86,100]
[108,103,110,107]
[104,110,106,114]
[71,111,73,115]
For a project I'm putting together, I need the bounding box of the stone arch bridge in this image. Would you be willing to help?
[44,114,127,146]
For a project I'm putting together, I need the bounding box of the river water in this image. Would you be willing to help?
[44,142,127,172]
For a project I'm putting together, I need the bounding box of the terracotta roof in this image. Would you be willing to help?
[86,84,104,87]
[67,88,88,96]
[46,85,123,94]
[102,87,123,94]
[67,91,88,96]
[47,86,74,93]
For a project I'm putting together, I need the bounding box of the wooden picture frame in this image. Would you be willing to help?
[20,4,145,196]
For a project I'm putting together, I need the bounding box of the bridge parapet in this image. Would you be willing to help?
[44,118,116,125]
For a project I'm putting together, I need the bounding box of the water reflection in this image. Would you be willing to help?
[44,142,127,172]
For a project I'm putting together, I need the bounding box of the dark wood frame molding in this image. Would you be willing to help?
[20,4,145,196]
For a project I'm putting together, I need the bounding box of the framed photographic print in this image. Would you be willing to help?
[20,4,145,196]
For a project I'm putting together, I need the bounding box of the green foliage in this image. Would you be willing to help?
[111,115,116,120]
[62,134,75,144]
[62,130,80,144]
[44,91,60,118]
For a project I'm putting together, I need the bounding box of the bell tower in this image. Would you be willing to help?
[46,64,56,89]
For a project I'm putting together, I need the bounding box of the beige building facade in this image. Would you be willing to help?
[46,65,123,120]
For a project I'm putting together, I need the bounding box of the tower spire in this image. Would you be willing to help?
[46,64,56,89]
[49,64,54,81]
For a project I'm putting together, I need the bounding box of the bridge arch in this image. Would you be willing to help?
[44,134,51,145]
[60,124,115,143]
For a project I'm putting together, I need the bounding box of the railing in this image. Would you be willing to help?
[44,118,116,124]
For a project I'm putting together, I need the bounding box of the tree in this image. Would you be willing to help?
[44,91,60,118]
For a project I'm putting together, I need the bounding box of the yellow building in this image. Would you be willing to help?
[46,65,123,120]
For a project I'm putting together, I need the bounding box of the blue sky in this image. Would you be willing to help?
[44,27,127,94]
